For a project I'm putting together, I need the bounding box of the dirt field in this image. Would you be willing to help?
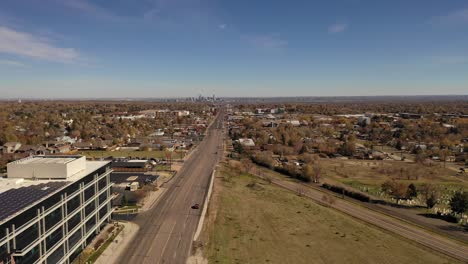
[202,166,455,264]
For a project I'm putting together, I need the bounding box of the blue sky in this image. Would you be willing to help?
[0,0,467,98]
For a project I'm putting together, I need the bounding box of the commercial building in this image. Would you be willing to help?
[0,156,114,264]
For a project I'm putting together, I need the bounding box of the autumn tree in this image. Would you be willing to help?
[302,162,321,183]
[381,180,409,203]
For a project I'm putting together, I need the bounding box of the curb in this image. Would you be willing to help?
[193,169,216,241]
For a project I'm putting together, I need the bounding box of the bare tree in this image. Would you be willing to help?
[312,163,322,183]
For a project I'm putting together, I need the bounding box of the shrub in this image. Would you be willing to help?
[322,183,370,202]
[94,238,105,250]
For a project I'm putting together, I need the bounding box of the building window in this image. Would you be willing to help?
[84,186,95,201]
[45,207,62,231]
[8,207,36,231]
[47,244,64,264]
[63,182,80,197]
[68,228,81,249]
[0,243,9,263]
[67,212,81,232]
[67,195,81,215]
[15,224,39,250]
[99,192,108,205]
[42,193,61,212]
[45,228,63,251]
[85,218,96,233]
[85,202,95,218]
[15,245,39,264]
[82,174,94,186]
[98,178,107,191]
[99,207,108,220]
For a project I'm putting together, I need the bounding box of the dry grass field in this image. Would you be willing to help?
[202,166,456,264]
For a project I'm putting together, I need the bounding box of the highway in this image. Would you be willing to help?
[118,111,224,264]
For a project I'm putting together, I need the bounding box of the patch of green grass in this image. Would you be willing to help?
[340,180,383,197]
[154,164,171,171]
[204,167,456,264]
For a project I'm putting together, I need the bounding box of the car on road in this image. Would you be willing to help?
[191,203,200,209]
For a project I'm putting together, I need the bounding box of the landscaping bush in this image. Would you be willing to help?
[94,238,105,250]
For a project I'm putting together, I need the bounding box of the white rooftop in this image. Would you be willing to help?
[7,155,87,180]
[0,160,109,193]
[16,156,77,165]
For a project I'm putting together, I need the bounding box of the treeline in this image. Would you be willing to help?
[251,153,312,182]
[322,183,371,202]
[234,101,468,115]
[0,101,211,145]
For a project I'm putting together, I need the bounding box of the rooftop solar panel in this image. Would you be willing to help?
[0,182,69,222]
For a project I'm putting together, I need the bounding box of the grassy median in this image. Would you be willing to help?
[203,166,456,264]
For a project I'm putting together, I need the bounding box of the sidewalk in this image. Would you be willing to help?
[95,221,140,264]
[139,186,167,212]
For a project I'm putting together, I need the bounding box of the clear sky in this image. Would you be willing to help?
[0,0,467,98]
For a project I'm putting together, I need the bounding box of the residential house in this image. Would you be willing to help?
[55,135,77,144]
[74,141,93,150]
[238,138,255,148]
[16,145,46,155]
[3,142,21,154]
[47,144,71,154]
[286,120,301,127]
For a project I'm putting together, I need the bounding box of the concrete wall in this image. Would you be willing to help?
[66,156,86,177]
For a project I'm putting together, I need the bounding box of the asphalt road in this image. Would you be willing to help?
[119,112,224,264]
[254,172,468,263]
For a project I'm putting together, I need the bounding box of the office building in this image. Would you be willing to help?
[0,156,114,264]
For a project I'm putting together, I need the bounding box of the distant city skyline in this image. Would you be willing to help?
[0,0,468,98]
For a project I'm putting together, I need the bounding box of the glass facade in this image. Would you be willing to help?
[16,245,39,264]
[45,208,62,231]
[68,228,81,249]
[15,224,39,250]
[84,186,95,201]
[0,163,113,264]
[67,212,81,232]
[47,244,64,264]
[99,192,107,205]
[45,228,63,251]
[67,195,80,214]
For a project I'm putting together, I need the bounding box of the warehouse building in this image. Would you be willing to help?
[0,156,114,264]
